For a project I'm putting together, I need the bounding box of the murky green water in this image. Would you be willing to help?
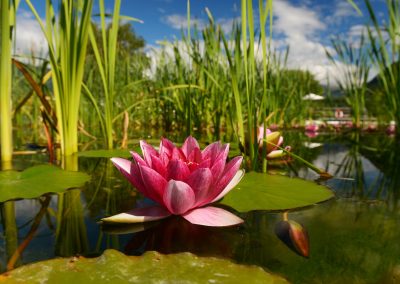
[1,131,399,283]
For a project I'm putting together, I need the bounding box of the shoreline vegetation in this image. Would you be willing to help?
[1,0,398,162]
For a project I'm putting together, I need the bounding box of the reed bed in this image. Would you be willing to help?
[1,0,398,168]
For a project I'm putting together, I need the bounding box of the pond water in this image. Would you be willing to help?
[1,131,399,283]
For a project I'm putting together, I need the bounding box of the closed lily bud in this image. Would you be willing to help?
[275,220,309,258]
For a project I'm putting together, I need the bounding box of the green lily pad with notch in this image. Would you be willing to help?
[0,165,90,203]
[221,172,334,212]
[0,249,289,283]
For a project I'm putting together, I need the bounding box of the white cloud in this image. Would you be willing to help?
[217,17,241,34]
[347,24,367,38]
[273,1,326,39]
[14,10,47,59]
[163,14,206,30]
[154,1,364,88]
[334,1,360,18]
[272,1,345,87]
[326,1,361,26]
[163,13,240,35]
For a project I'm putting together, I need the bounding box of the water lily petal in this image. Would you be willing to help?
[159,138,175,165]
[198,158,211,168]
[277,136,284,147]
[186,168,213,204]
[111,158,146,194]
[257,126,265,143]
[130,152,146,166]
[187,147,202,164]
[266,132,282,153]
[171,147,185,160]
[163,180,196,215]
[150,154,167,178]
[267,150,285,159]
[215,143,229,164]
[182,136,200,159]
[111,157,131,174]
[140,140,158,167]
[101,206,171,224]
[167,159,190,181]
[202,142,221,164]
[139,165,167,204]
[210,158,225,183]
[210,169,245,203]
[182,206,243,227]
[208,156,243,202]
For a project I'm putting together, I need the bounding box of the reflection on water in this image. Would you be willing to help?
[1,131,400,283]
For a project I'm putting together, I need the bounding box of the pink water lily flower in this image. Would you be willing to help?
[102,136,244,227]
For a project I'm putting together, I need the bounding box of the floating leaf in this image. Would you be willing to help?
[275,220,309,258]
[221,173,334,212]
[0,250,289,283]
[0,165,90,202]
[78,149,135,158]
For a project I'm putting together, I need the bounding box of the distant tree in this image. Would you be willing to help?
[280,69,324,95]
[87,22,146,58]
[117,23,145,55]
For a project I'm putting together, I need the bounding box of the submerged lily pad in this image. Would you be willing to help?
[221,173,334,212]
[0,250,288,283]
[0,165,90,203]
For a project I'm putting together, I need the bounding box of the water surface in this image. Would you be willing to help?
[1,131,399,283]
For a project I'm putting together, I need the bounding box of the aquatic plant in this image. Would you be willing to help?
[326,33,370,128]
[102,136,244,227]
[27,0,94,156]
[0,0,19,162]
[84,0,143,149]
[257,125,290,159]
[275,216,309,258]
[365,0,400,134]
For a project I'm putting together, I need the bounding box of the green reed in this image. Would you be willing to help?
[84,0,143,149]
[326,33,370,128]
[9,0,327,153]
[0,0,19,161]
[365,0,400,132]
[27,0,93,156]
[222,0,273,171]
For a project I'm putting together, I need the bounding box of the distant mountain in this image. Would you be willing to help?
[367,61,399,90]
[365,61,399,119]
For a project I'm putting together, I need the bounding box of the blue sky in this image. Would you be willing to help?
[15,0,388,85]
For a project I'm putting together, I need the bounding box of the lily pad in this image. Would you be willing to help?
[0,165,90,202]
[0,250,289,283]
[78,149,134,158]
[221,173,334,212]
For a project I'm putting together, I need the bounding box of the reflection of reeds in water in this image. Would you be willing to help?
[376,141,400,211]
[328,133,400,205]
[55,155,88,256]
[1,202,18,267]
[333,133,367,197]
[97,161,122,251]
[83,159,138,252]
[55,190,89,257]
